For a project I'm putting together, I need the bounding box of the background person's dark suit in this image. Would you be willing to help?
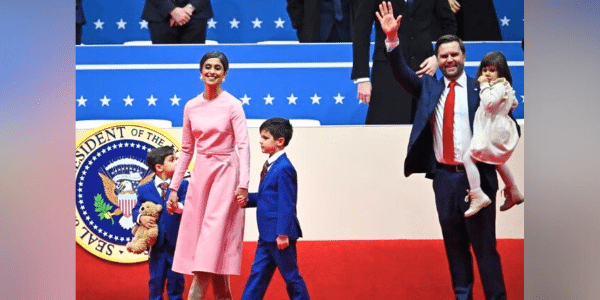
[76,0,85,45]
[388,43,514,299]
[351,0,455,124]
[287,0,352,42]
[142,0,213,44]
[454,0,502,41]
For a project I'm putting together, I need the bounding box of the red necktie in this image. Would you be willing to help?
[260,160,270,184]
[443,81,457,164]
[159,182,169,201]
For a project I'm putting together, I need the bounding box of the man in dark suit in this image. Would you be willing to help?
[446,0,503,41]
[377,3,512,299]
[76,0,85,45]
[352,0,455,124]
[141,0,213,44]
[287,0,352,42]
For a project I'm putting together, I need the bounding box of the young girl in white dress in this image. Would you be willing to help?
[464,51,524,217]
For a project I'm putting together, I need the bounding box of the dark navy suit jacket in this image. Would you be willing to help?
[76,0,85,25]
[246,153,303,242]
[141,0,213,22]
[386,45,519,189]
[132,179,189,250]
[287,0,350,42]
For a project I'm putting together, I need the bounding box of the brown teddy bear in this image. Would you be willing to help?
[126,201,162,254]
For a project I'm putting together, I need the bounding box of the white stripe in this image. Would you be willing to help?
[76,61,524,70]
[467,61,524,67]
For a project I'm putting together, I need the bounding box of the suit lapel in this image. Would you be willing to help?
[149,180,163,203]
[466,76,480,132]
[409,77,444,150]
[428,78,446,118]
[260,153,286,189]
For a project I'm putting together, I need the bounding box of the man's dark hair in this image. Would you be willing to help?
[435,34,466,56]
[200,51,229,72]
[477,51,513,85]
[259,117,293,146]
[146,146,175,173]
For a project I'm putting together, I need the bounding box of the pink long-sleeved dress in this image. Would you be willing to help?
[169,91,250,275]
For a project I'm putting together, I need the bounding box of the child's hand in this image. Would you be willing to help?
[166,191,179,214]
[236,195,247,208]
[276,235,289,250]
[234,188,248,208]
[491,77,504,85]
[166,200,177,214]
[477,75,489,84]
[140,216,156,228]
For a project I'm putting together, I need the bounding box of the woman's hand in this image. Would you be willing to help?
[167,190,179,214]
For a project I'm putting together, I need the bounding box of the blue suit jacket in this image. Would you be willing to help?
[132,179,188,250]
[387,45,519,189]
[246,153,303,242]
[141,0,213,22]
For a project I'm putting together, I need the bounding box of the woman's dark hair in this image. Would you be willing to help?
[476,51,512,85]
[199,51,229,72]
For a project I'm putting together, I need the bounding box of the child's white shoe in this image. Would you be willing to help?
[464,187,492,217]
[499,186,524,211]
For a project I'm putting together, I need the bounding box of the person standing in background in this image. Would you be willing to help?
[287,0,352,42]
[445,0,503,41]
[141,0,213,44]
[352,0,456,124]
[76,0,85,45]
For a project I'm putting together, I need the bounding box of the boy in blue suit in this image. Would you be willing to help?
[238,118,310,300]
[132,146,189,300]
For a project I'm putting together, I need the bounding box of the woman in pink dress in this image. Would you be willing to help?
[167,51,250,300]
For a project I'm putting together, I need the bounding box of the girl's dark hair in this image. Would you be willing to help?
[477,52,512,85]
[199,51,229,72]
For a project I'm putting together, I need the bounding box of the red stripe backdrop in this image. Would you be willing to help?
[77,239,523,299]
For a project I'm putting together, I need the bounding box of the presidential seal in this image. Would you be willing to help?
[76,122,181,263]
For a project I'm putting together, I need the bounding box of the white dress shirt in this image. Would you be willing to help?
[432,72,471,165]
[385,39,472,164]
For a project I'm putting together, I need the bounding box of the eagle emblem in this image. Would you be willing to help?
[98,157,154,230]
[76,122,182,263]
